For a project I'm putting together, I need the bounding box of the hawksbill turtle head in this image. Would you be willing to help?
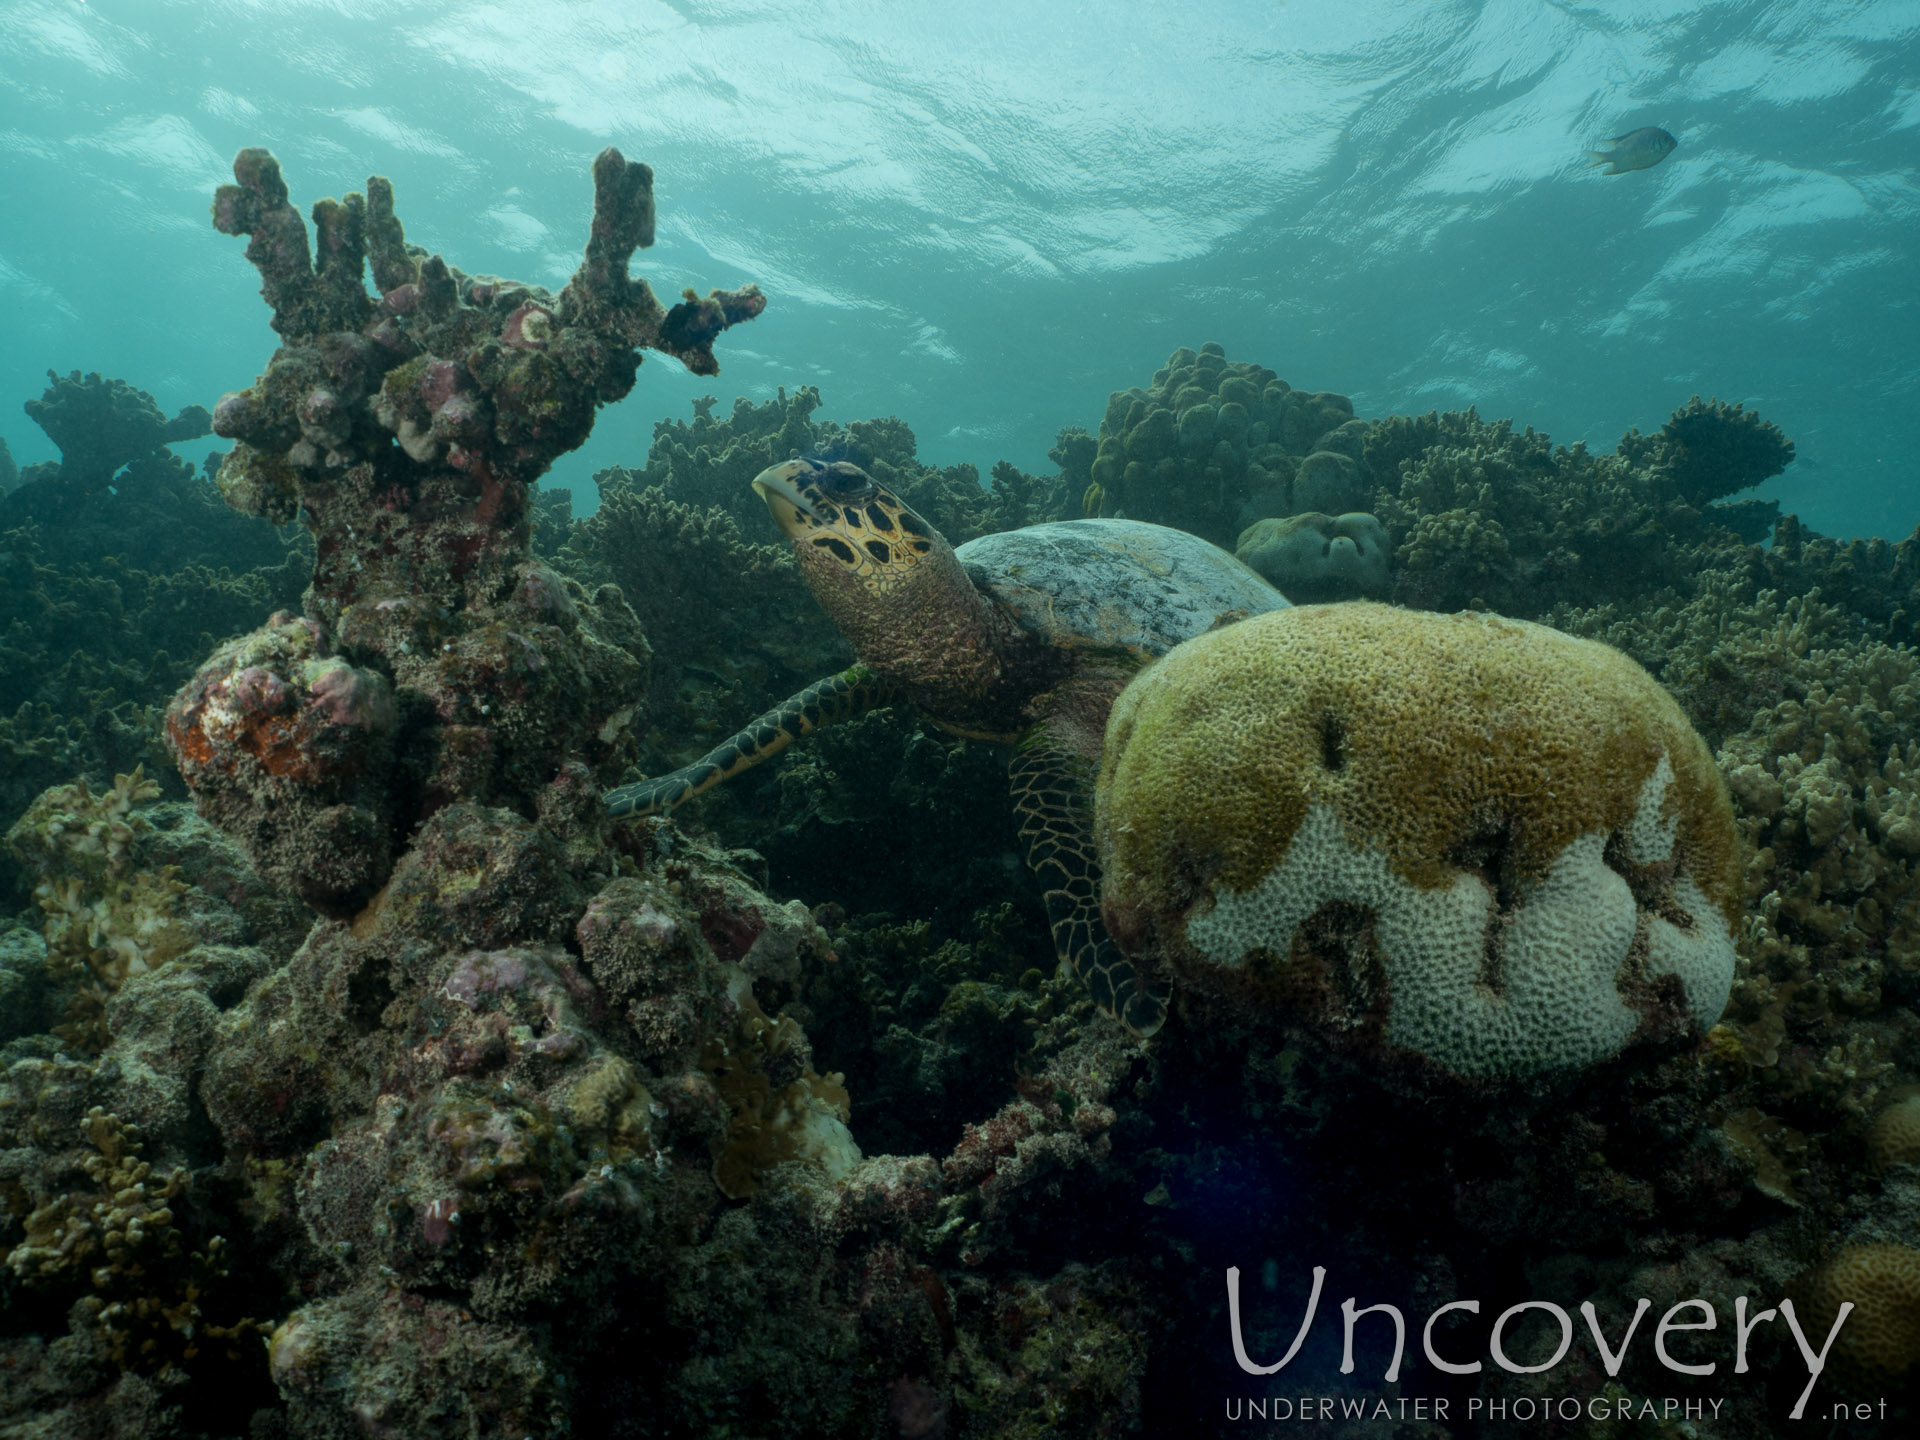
[753,458,986,686]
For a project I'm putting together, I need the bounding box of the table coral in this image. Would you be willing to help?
[1622,394,1796,509]
[1097,604,1742,1081]
[19,370,210,500]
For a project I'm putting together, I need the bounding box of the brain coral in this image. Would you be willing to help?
[1868,1094,1920,1169]
[1095,603,1742,1080]
[1798,1244,1920,1386]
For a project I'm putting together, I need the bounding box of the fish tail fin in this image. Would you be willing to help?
[1586,151,1618,172]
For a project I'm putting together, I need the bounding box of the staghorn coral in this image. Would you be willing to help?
[1097,604,1742,1080]
[1082,342,1359,547]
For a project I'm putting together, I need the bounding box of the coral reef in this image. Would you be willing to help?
[5,769,191,1050]
[5,266,1919,1439]
[1098,604,1741,1080]
[163,147,737,910]
[0,525,310,881]
[634,387,1064,548]
[1,371,312,879]
[561,470,846,769]
[1082,342,1360,547]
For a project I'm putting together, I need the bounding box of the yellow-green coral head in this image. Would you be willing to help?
[1096,603,1744,1083]
[752,458,969,675]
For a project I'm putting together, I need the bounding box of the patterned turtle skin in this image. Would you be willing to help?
[605,458,1290,1034]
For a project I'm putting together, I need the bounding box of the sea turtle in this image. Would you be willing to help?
[605,458,1290,1033]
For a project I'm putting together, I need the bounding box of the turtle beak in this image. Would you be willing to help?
[751,460,818,537]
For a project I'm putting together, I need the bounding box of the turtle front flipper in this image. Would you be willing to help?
[605,665,896,818]
[1009,720,1168,1037]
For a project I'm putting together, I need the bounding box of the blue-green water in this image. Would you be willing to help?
[1,0,1915,538]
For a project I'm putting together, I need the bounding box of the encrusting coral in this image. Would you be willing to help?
[107,147,982,1438]
[1097,603,1742,1080]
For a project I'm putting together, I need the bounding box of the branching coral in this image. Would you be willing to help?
[5,768,193,1051]
[561,473,844,763]
[6,1107,260,1378]
[636,386,831,535]
[1372,408,1675,615]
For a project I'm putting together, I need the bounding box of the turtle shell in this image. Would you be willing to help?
[954,518,1290,659]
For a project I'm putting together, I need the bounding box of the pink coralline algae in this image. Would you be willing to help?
[167,612,398,913]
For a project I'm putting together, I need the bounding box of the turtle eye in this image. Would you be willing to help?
[815,461,877,502]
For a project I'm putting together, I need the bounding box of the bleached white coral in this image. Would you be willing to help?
[1188,802,1732,1078]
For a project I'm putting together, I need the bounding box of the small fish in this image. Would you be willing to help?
[1587,127,1677,175]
